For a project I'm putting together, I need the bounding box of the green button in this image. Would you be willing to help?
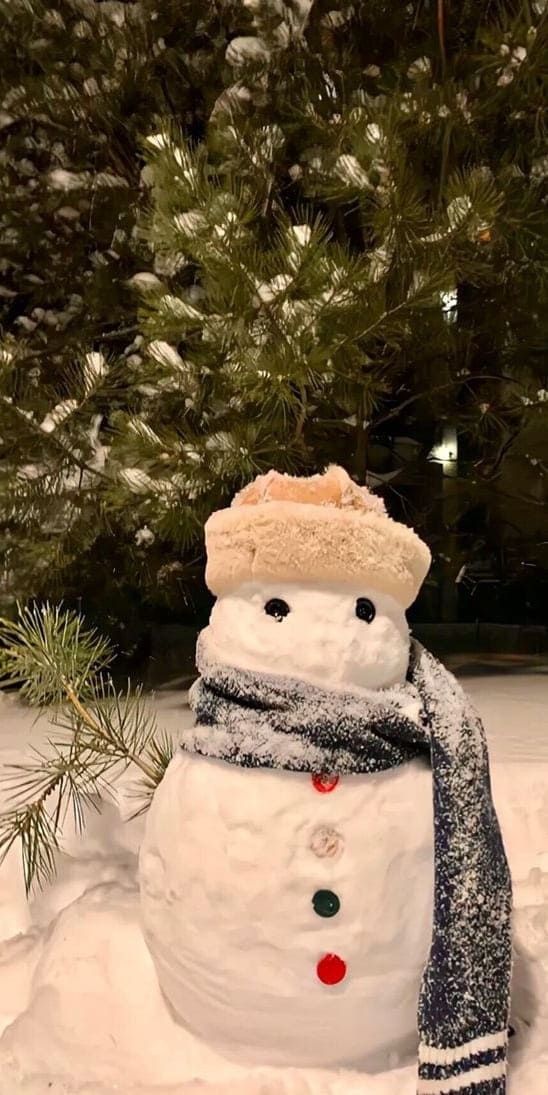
[312,889,341,918]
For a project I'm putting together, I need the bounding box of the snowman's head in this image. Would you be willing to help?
[207,580,410,693]
[203,466,430,693]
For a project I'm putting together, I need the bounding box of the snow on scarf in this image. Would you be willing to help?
[185,632,512,1095]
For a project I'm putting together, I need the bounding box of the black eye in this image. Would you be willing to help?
[264,598,290,621]
[355,597,376,623]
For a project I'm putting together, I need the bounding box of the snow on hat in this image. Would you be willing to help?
[204,465,431,608]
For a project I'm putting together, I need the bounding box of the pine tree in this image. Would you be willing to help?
[1,0,547,642]
[0,0,232,642]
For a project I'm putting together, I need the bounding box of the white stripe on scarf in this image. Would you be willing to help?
[419,1028,508,1065]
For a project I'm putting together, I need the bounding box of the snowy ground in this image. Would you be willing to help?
[0,673,548,1094]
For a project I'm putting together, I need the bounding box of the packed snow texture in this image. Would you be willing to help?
[141,752,434,1069]
[207,582,410,691]
[0,673,548,1094]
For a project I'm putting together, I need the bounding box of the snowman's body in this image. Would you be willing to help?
[140,582,435,1070]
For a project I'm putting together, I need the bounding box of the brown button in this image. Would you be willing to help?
[309,826,344,860]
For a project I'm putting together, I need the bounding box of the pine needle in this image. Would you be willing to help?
[0,604,173,893]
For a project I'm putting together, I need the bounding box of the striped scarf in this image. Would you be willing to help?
[186,633,512,1095]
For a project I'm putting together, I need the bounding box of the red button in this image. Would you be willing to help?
[312,773,339,793]
[317,953,347,985]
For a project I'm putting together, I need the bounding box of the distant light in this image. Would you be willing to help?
[429,426,458,472]
[440,289,457,321]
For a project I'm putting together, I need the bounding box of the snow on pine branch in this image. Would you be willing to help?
[422,196,474,243]
[147,341,187,371]
[48,169,128,192]
[128,272,164,293]
[38,354,108,433]
[118,468,158,494]
[40,400,79,434]
[334,154,373,191]
[158,296,202,322]
[126,418,165,449]
[145,133,199,190]
[173,211,207,236]
[82,352,107,396]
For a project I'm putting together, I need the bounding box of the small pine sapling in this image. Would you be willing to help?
[0,604,174,893]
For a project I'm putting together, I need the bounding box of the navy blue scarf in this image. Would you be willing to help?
[186,635,512,1094]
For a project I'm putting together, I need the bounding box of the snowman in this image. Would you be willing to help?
[139,467,512,1088]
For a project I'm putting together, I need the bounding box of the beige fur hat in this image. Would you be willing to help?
[204,465,431,608]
